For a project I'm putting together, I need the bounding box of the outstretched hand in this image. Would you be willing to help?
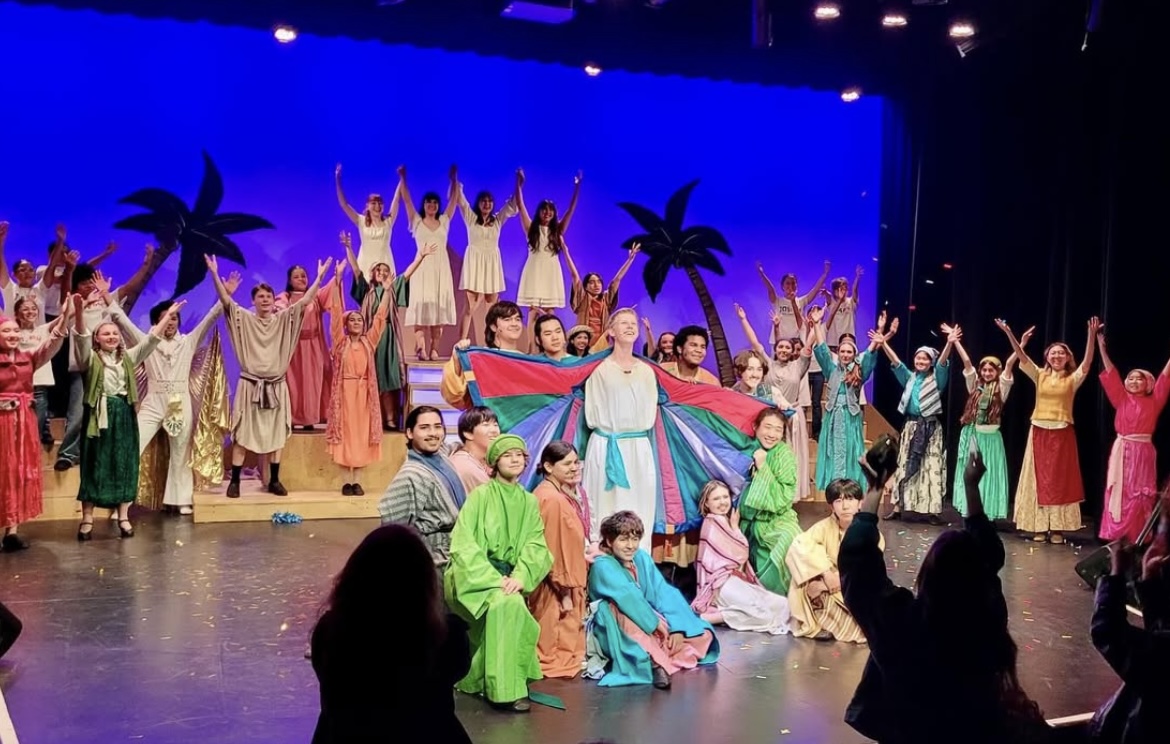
[223,271,243,295]
[419,243,439,258]
[315,257,334,282]
[1020,326,1035,347]
[733,302,746,320]
[204,254,219,274]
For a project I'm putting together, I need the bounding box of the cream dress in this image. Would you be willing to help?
[516,226,565,308]
[356,215,396,278]
[459,192,515,295]
[404,214,456,327]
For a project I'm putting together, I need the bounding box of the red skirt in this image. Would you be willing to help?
[0,395,44,527]
[1032,426,1084,506]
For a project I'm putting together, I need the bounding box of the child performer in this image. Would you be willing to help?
[398,165,459,360]
[335,163,400,277]
[587,510,719,689]
[1095,330,1170,542]
[811,306,883,490]
[107,272,242,515]
[457,179,518,341]
[737,302,812,499]
[875,324,958,520]
[343,231,434,429]
[444,434,553,713]
[515,168,582,316]
[325,260,394,496]
[785,479,878,642]
[997,316,1100,544]
[276,264,334,428]
[949,324,1025,522]
[529,441,592,678]
[739,408,802,594]
[0,305,70,551]
[12,297,57,446]
[823,265,863,351]
[692,480,791,635]
[207,254,333,498]
[566,242,640,352]
[74,294,182,540]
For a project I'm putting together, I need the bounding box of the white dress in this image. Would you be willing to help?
[404,214,456,327]
[581,358,659,552]
[459,191,515,295]
[356,215,396,278]
[516,226,565,308]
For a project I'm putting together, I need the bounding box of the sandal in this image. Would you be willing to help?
[1049,533,1065,545]
[77,519,94,542]
[1031,532,1048,543]
[119,519,135,539]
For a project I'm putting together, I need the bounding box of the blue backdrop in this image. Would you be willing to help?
[0,1,882,377]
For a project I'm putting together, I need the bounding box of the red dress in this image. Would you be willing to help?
[0,335,64,527]
[277,279,334,427]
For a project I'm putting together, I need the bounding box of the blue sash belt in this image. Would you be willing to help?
[593,428,653,490]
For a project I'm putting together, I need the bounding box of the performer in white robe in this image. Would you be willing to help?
[580,308,659,551]
[206,255,332,497]
[107,273,241,512]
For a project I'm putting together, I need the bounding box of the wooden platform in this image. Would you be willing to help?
[193,481,380,524]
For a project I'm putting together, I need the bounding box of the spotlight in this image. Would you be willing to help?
[841,87,861,102]
[273,25,297,43]
[814,4,841,21]
[881,13,908,28]
[948,21,976,38]
[584,63,602,77]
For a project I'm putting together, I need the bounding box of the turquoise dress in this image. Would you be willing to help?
[587,549,719,687]
[351,275,410,393]
[952,371,1012,520]
[813,343,877,490]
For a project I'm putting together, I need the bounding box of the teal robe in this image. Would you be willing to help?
[444,479,553,703]
[587,549,719,687]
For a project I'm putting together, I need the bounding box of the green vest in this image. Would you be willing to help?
[84,351,138,438]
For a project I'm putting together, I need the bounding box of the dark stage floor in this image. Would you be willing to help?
[0,512,1122,744]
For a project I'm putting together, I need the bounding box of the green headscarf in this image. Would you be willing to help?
[487,433,528,466]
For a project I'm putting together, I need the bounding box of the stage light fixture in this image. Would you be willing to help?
[948,21,976,38]
[814,4,841,21]
[273,25,297,43]
[841,87,861,102]
[881,13,909,28]
[584,63,602,76]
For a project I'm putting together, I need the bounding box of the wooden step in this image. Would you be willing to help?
[194,482,380,524]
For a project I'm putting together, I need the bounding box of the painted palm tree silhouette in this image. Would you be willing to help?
[617,180,736,386]
[113,151,273,311]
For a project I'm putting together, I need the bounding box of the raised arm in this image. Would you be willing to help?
[112,244,156,303]
[329,260,348,346]
[994,319,1036,371]
[397,165,418,224]
[755,262,778,305]
[514,168,531,232]
[559,170,583,235]
[734,303,768,357]
[203,255,235,308]
[387,179,402,224]
[365,275,394,344]
[297,258,335,310]
[800,260,831,305]
[340,231,360,278]
[1079,316,1101,377]
[334,164,361,224]
[563,240,580,284]
[937,324,959,366]
[444,165,460,221]
[71,294,92,370]
[1096,330,1114,372]
[945,323,974,372]
[851,265,863,302]
[401,243,438,282]
[610,243,639,290]
[31,301,72,368]
[84,240,116,269]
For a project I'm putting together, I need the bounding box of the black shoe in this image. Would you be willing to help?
[341,483,354,496]
[268,480,288,496]
[2,534,29,552]
[813,630,835,642]
[54,458,74,471]
[226,481,241,499]
[119,520,135,538]
[351,483,364,496]
[490,698,531,713]
[652,664,671,689]
[77,520,94,542]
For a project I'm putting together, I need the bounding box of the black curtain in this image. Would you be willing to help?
[876,0,1170,529]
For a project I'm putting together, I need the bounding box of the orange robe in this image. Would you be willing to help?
[326,285,387,469]
[528,480,589,678]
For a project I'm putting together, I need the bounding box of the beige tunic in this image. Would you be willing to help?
[225,299,308,454]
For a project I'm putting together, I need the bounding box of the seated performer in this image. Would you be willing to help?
[378,405,466,572]
[207,255,332,498]
[785,478,879,642]
[739,407,802,595]
[691,480,790,635]
[108,271,241,514]
[587,510,719,689]
[444,434,553,712]
[529,441,592,678]
[449,406,499,494]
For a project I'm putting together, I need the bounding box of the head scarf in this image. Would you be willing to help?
[1131,369,1156,395]
[915,346,940,366]
[568,324,594,343]
[487,434,528,466]
[978,356,1003,370]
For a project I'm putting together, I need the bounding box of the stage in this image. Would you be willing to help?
[0,510,1123,744]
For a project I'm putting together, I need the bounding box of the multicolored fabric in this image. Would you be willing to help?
[455,347,768,534]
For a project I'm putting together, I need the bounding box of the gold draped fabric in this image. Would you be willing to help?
[135,328,232,508]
